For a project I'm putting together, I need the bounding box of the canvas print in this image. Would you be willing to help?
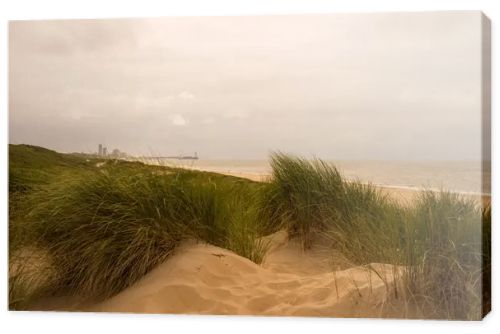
[8,12,491,320]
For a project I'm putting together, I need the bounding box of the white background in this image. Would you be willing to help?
[0,1,497,333]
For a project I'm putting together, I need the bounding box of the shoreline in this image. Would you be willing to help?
[135,158,488,196]
[179,167,489,205]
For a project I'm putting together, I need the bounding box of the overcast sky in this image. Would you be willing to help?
[9,12,483,160]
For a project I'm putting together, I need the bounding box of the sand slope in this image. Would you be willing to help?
[93,231,399,317]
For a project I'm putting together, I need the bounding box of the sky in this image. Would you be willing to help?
[9,12,484,160]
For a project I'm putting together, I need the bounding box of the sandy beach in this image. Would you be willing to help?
[190,169,487,206]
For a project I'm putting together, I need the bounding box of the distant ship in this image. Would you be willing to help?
[151,152,199,160]
[167,155,199,160]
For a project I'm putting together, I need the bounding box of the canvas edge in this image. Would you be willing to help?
[480,11,492,319]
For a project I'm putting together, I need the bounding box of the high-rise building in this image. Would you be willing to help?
[111,149,120,158]
[98,144,103,156]
[103,147,107,156]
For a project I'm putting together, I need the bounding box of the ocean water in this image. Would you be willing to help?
[144,158,487,195]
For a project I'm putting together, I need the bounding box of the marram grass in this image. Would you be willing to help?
[262,153,489,320]
[9,146,268,308]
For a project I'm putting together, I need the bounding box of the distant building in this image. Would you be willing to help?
[98,144,103,156]
[110,148,127,159]
[103,147,107,156]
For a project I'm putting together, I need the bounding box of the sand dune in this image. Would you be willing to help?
[81,169,480,316]
[93,231,400,317]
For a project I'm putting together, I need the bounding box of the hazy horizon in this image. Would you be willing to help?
[9,12,483,160]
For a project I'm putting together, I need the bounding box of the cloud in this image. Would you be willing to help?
[134,95,174,111]
[224,108,249,119]
[9,14,482,160]
[178,91,195,100]
[10,20,139,56]
[202,116,215,124]
[169,114,189,126]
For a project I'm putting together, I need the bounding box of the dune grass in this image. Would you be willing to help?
[262,153,490,320]
[400,191,484,319]
[260,152,344,248]
[482,204,492,316]
[9,146,490,319]
[9,145,268,309]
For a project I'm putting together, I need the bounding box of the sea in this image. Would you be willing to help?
[139,158,489,196]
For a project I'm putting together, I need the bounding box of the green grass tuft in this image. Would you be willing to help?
[261,153,489,320]
[9,145,268,308]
